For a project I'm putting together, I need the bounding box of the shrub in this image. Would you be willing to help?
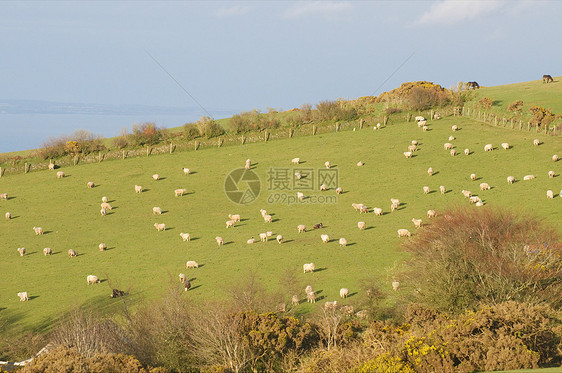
[406,86,449,111]
[113,127,130,149]
[315,100,357,121]
[529,105,557,128]
[196,116,225,139]
[401,207,562,313]
[385,106,402,115]
[182,122,200,141]
[37,129,106,159]
[130,123,162,146]
[449,81,475,107]
[478,97,494,110]
[228,113,253,134]
[507,99,524,113]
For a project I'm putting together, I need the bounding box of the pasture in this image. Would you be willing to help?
[0,114,560,334]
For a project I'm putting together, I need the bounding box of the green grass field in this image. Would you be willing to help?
[1,111,560,334]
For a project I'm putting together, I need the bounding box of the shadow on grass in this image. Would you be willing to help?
[364,226,375,230]
[348,292,358,298]
[28,295,40,301]
[283,239,295,244]
[345,242,356,247]
[314,267,327,273]
[188,285,201,291]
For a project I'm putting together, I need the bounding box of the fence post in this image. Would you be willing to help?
[494,116,498,126]
[383,116,388,126]
[241,135,246,144]
[73,156,78,166]
[98,151,102,162]
[511,118,514,128]
[359,118,364,128]
[289,128,294,138]
[0,167,3,177]
[335,122,340,132]
[519,120,522,130]
[527,122,531,131]
[169,143,174,154]
[502,117,506,126]
[24,163,28,173]
[122,150,126,159]
[264,131,269,142]
[312,125,317,135]
[146,146,150,156]
[195,141,199,150]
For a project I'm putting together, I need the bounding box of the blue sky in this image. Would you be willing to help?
[1,0,561,115]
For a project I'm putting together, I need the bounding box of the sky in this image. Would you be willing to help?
[1,1,561,150]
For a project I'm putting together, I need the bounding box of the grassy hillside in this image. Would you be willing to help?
[1,110,560,334]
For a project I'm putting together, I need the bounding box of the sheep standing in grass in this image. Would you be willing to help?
[423,125,429,131]
[357,161,364,167]
[391,202,399,212]
[0,193,7,200]
[427,167,434,176]
[553,155,559,162]
[358,221,366,230]
[339,238,348,247]
[415,116,425,122]
[135,185,142,193]
[228,214,241,222]
[336,187,343,194]
[292,157,300,164]
[276,235,283,244]
[444,143,453,150]
[18,292,29,301]
[340,288,349,298]
[152,174,160,180]
[469,196,482,204]
[412,218,423,228]
[102,196,108,203]
[153,207,162,215]
[408,144,417,152]
[294,172,302,180]
[303,263,315,273]
[18,248,26,256]
[101,202,112,210]
[33,227,44,235]
[440,185,446,194]
[87,275,100,285]
[392,281,400,291]
[484,144,493,152]
[43,247,52,256]
[297,224,306,233]
[423,186,430,194]
[523,175,535,181]
[180,233,191,241]
[57,171,65,178]
[470,173,477,181]
[216,236,224,247]
[548,171,555,178]
[507,176,515,184]
[325,161,331,169]
[373,207,383,216]
[99,243,106,251]
[87,181,95,189]
[247,238,256,244]
[297,192,304,201]
[292,295,299,305]
[259,232,268,242]
[480,183,491,191]
[427,210,436,218]
[175,188,187,197]
[462,190,472,198]
[179,273,186,284]
[533,139,540,146]
[68,249,77,257]
[475,201,484,207]
[100,208,107,216]
[547,190,554,199]
[186,260,199,269]
[306,291,317,303]
[320,184,327,191]
[48,162,55,170]
[226,220,236,228]
[452,125,458,131]
[321,234,330,243]
[417,120,427,127]
[5,212,11,220]
[449,136,455,141]
[397,229,411,237]
[263,214,272,223]
[154,223,166,232]
[183,168,191,175]
[501,143,510,150]
[403,151,412,158]
[450,149,457,156]
[464,148,470,155]
[245,159,251,170]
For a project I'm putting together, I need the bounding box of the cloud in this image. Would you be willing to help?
[283,1,353,20]
[418,0,506,25]
[213,5,250,18]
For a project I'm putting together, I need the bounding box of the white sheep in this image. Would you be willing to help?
[179,273,186,283]
[470,173,477,181]
[321,234,330,243]
[263,214,273,223]
[501,143,510,150]
[68,249,78,257]
[523,175,535,181]
[247,238,256,244]
[56,171,65,178]
[325,161,331,169]
[340,288,349,298]
[553,155,559,162]
[507,176,515,184]
[43,247,52,256]
[186,260,199,269]
[180,233,191,241]
[546,190,554,199]
[292,295,299,305]
[33,226,43,235]
[335,187,343,194]
[415,116,425,122]
[397,229,411,237]
[469,196,481,204]
[259,232,268,242]
[87,181,95,189]
[390,198,400,206]
[17,247,26,256]
[408,144,417,152]
[448,135,455,141]
[444,143,453,150]
[422,125,429,131]
[475,201,484,207]
[484,144,493,152]
[134,185,142,193]
[392,280,400,291]
[100,208,107,216]
[427,167,434,176]
[359,205,369,214]
[357,161,364,167]
[305,285,313,294]
[154,223,166,231]
[451,125,458,131]
[373,207,383,216]
[391,202,398,212]
[303,263,315,273]
[533,139,540,146]
[352,203,362,211]
[479,183,491,191]
[403,151,413,158]
[260,209,268,217]
[5,212,11,220]
[18,292,29,301]
[183,167,191,175]
[548,171,555,178]
[412,218,423,228]
[100,202,112,210]
[216,236,224,246]
[306,291,317,303]
[297,192,304,201]
[464,148,470,156]
[434,113,440,120]
[87,275,100,285]
[226,220,236,228]
[450,149,457,156]
[427,210,436,218]
[228,214,241,222]
[152,174,160,180]
[358,221,366,230]
[99,243,106,251]
[461,190,472,198]
[417,120,427,127]
[48,162,55,170]
[102,196,108,203]
[292,157,300,164]
[276,235,283,244]
[411,140,418,145]
[0,193,7,200]
[324,301,338,311]
[320,184,327,191]
[423,186,430,194]
[294,172,302,180]
[440,185,446,194]
[153,207,162,215]
[175,188,187,197]
[297,224,306,233]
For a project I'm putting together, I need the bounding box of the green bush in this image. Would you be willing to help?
[182,123,200,141]
[130,123,162,146]
[196,116,225,139]
[507,99,524,113]
[478,97,494,110]
[37,129,106,160]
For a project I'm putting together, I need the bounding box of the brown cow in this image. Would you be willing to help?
[467,81,480,89]
[543,75,554,83]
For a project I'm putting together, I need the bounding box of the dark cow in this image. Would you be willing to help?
[467,81,480,89]
[313,223,323,229]
[110,289,125,298]
[543,75,554,83]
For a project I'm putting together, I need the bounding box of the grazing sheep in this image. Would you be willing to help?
[373,207,383,216]
[294,172,302,180]
[260,209,268,217]
[100,208,107,216]
[305,285,313,294]
[408,144,417,152]
[33,226,44,235]
[397,229,411,237]
[183,167,190,175]
[228,214,241,222]
[186,260,199,269]
[68,249,78,257]
[484,144,493,152]
[501,143,510,150]
[403,151,413,158]
[475,201,484,207]
[297,192,305,201]
[523,175,535,181]
[464,148,470,155]
[547,190,554,199]
[470,173,477,181]
[303,263,315,273]
[100,202,112,210]
[101,196,108,203]
[292,157,300,164]
[215,236,224,246]
[276,235,283,244]
[417,120,427,127]
[415,116,425,121]
[480,183,491,191]
[450,149,457,156]
[292,295,299,305]
[324,301,338,311]
[263,214,273,223]
[390,198,400,206]
[174,188,187,197]
[462,190,472,198]
[469,196,481,204]
[5,212,11,220]
[423,125,429,131]
[43,247,52,256]
[553,155,559,162]
[448,136,455,141]
[183,280,191,291]
[153,207,162,215]
[548,171,555,178]
[247,238,256,244]
[427,210,436,218]
[359,205,369,214]
[0,193,7,200]
[18,292,29,301]
[440,185,446,194]
[321,234,330,243]
[152,174,160,180]
[357,161,364,167]
[358,221,366,230]
[411,140,418,145]
[392,281,400,291]
[226,220,236,228]
[391,202,399,212]
[179,273,186,283]
[335,187,343,194]
[245,161,251,170]
[306,291,317,303]
[320,184,327,191]
[427,167,434,176]
[297,224,306,233]
[87,275,100,285]
[180,233,191,241]
[154,223,166,232]
[444,143,453,150]
[56,171,65,178]
[507,176,515,184]
[533,139,540,146]
[259,232,268,242]
[423,186,430,194]
[48,162,55,170]
[325,161,331,169]
[340,288,349,298]
[87,181,95,189]
[134,185,142,193]
[352,203,363,211]
[412,218,423,228]
[451,125,458,131]
[99,243,106,251]
[17,247,26,256]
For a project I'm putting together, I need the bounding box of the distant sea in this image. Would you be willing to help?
[0,100,234,153]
